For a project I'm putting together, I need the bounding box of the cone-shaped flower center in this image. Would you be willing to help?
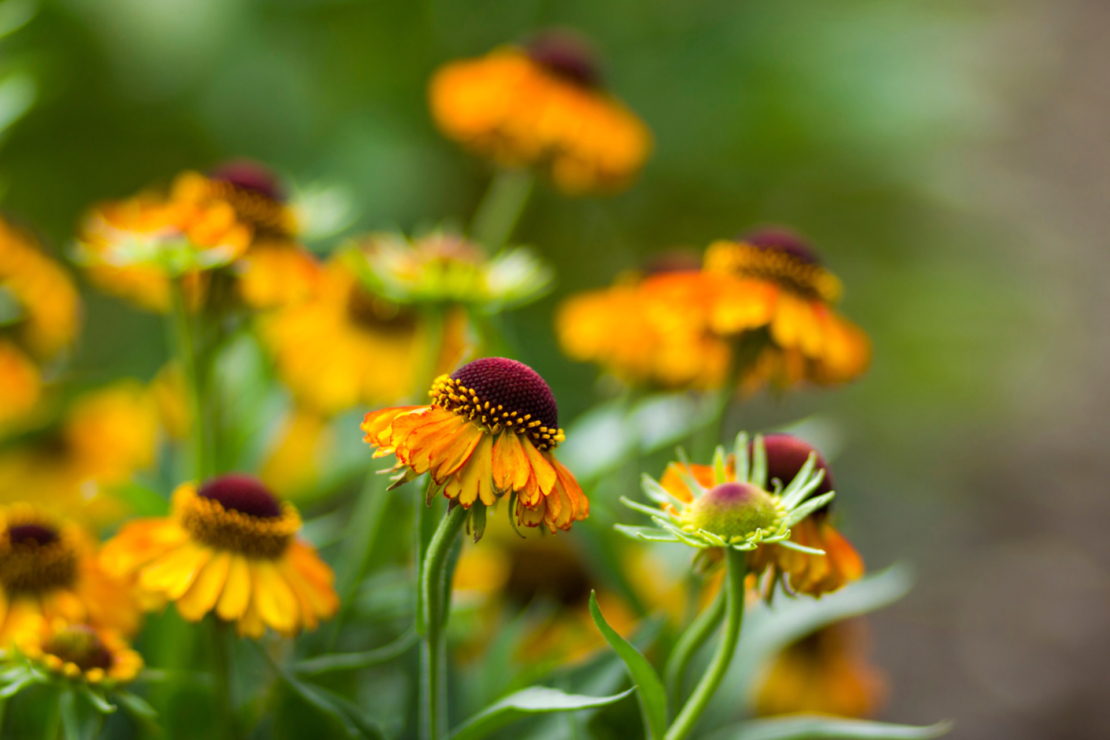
[759,434,834,516]
[686,482,781,540]
[433,358,563,450]
[210,160,284,202]
[527,30,600,87]
[9,523,59,546]
[744,228,821,265]
[705,228,841,303]
[199,474,282,519]
[43,625,113,672]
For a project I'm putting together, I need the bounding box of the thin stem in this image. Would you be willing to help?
[57,689,77,740]
[169,277,209,481]
[469,168,534,252]
[664,585,727,708]
[209,619,236,740]
[418,505,468,740]
[664,550,747,740]
[327,469,390,650]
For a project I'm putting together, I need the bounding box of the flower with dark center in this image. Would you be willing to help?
[428,32,651,194]
[210,160,284,202]
[100,474,339,638]
[0,506,140,644]
[362,357,588,536]
[15,620,144,686]
[618,433,856,601]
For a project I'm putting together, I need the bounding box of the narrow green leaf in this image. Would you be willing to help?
[451,686,635,740]
[708,715,952,740]
[59,689,80,740]
[712,446,728,485]
[588,591,667,740]
[115,691,158,720]
[734,432,750,483]
[750,435,767,487]
[782,492,836,528]
[295,629,418,676]
[80,686,117,714]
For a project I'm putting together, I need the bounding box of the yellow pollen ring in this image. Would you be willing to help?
[704,240,842,304]
[174,484,299,560]
[0,515,80,594]
[429,375,565,451]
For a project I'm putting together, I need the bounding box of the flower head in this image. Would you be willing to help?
[755,620,885,718]
[352,231,551,310]
[262,254,469,415]
[13,620,143,687]
[619,433,855,600]
[0,506,140,643]
[429,30,652,194]
[361,357,588,536]
[100,474,338,638]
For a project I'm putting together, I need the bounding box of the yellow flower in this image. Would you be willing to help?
[78,162,320,313]
[755,620,885,718]
[429,31,652,194]
[263,254,468,415]
[657,434,863,599]
[0,506,141,644]
[0,380,163,525]
[556,270,730,391]
[704,229,871,392]
[354,231,551,309]
[0,218,81,360]
[361,357,588,534]
[15,620,144,687]
[100,475,339,638]
[0,341,41,432]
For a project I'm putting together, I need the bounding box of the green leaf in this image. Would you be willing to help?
[115,691,158,720]
[294,629,417,676]
[707,716,952,740]
[80,686,117,714]
[59,689,80,740]
[588,591,667,740]
[107,482,170,517]
[451,686,635,740]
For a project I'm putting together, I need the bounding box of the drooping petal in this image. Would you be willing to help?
[139,543,212,600]
[492,432,531,493]
[176,550,232,622]
[216,555,252,621]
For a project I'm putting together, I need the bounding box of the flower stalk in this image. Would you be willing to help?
[664,584,726,708]
[665,548,746,740]
[470,168,534,253]
[418,504,468,740]
[169,277,210,481]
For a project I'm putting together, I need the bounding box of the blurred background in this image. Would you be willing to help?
[2,0,1108,737]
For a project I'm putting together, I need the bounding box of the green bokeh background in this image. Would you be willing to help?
[4,0,1107,738]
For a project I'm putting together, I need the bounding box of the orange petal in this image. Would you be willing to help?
[521,438,557,495]
[492,432,530,493]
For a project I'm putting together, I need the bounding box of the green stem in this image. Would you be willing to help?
[327,469,390,650]
[664,550,746,740]
[470,168,534,252]
[418,505,468,740]
[169,277,209,481]
[209,620,236,740]
[57,689,77,740]
[664,585,727,708]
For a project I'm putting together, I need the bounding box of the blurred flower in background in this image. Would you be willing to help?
[14,620,144,687]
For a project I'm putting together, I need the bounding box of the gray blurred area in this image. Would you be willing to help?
[3,0,1108,737]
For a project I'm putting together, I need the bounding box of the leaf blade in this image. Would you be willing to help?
[451,686,635,740]
[708,715,952,740]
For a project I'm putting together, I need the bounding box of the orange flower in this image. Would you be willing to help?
[100,475,338,638]
[429,31,651,194]
[755,620,885,718]
[0,506,141,644]
[0,341,41,432]
[361,358,587,534]
[15,620,144,687]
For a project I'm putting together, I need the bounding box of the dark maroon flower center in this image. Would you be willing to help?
[526,30,601,88]
[199,474,282,519]
[742,228,821,265]
[8,523,59,547]
[642,249,702,275]
[757,434,834,514]
[450,358,558,431]
[44,625,113,672]
[209,160,283,202]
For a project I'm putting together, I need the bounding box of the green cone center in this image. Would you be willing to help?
[686,482,780,540]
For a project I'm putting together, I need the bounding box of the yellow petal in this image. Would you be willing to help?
[176,550,232,622]
[433,422,484,482]
[252,560,299,636]
[140,543,212,600]
[216,555,252,621]
[521,437,557,495]
[492,432,530,493]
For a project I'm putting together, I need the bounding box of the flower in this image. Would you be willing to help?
[0,506,141,644]
[100,474,339,638]
[556,269,729,391]
[746,434,864,597]
[0,380,165,525]
[429,30,652,194]
[755,619,885,718]
[77,162,320,312]
[353,231,551,310]
[262,253,469,415]
[704,229,871,391]
[0,341,41,432]
[619,433,852,600]
[361,357,588,535]
[13,619,144,687]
